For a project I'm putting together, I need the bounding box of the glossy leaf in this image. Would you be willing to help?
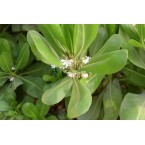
[80,74,104,94]
[128,39,145,49]
[0,51,13,72]
[95,34,122,56]
[120,93,145,120]
[73,24,99,56]
[89,27,108,56]
[22,102,39,120]
[103,79,122,120]
[27,30,62,66]
[67,78,92,118]
[104,24,118,36]
[81,50,128,74]
[37,24,68,56]
[61,24,74,52]
[16,43,30,70]
[42,77,72,105]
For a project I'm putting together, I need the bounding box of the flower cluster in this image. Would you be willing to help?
[50,56,91,79]
[60,59,73,69]
[82,56,91,64]
[9,66,16,82]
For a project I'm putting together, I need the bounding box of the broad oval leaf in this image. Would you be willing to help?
[61,24,74,52]
[89,26,108,57]
[0,51,13,72]
[80,74,104,94]
[73,24,99,56]
[27,30,62,67]
[120,93,145,120]
[81,50,128,74]
[16,43,30,70]
[67,78,92,118]
[95,34,122,56]
[38,24,68,56]
[22,102,39,120]
[42,77,73,105]
[103,79,122,120]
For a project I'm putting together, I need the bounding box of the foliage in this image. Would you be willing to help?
[0,24,145,120]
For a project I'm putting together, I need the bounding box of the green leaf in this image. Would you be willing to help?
[104,24,118,36]
[78,94,103,120]
[103,79,122,120]
[67,78,92,118]
[27,30,62,67]
[8,77,23,91]
[136,24,145,43]
[37,24,68,56]
[120,24,139,40]
[95,34,122,56]
[128,39,145,49]
[122,67,145,88]
[0,101,12,112]
[22,102,39,120]
[42,77,73,105]
[73,24,99,56]
[21,62,50,77]
[61,24,74,52]
[84,74,104,94]
[0,38,11,54]
[0,51,13,72]
[120,93,145,120]
[36,100,50,118]
[81,50,128,74]
[89,27,108,57]
[20,76,45,98]
[0,76,8,86]
[120,27,145,69]
[16,43,30,70]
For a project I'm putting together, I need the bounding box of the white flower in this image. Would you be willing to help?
[81,73,89,78]
[51,64,56,68]
[82,56,91,64]
[11,66,16,70]
[10,77,15,82]
[67,72,76,78]
[61,59,73,69]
